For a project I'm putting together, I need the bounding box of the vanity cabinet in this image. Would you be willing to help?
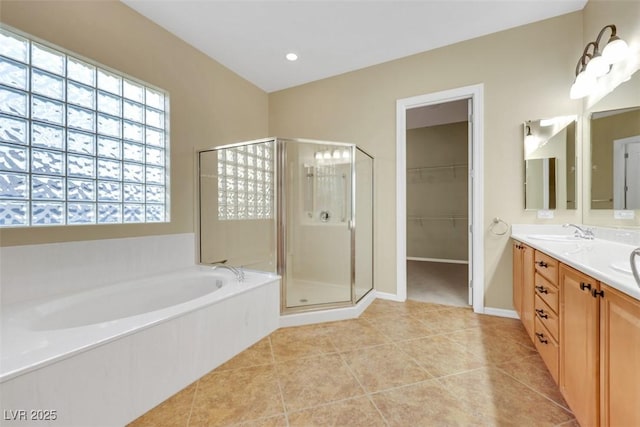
[513,242,640,427]
[513,241,535,341]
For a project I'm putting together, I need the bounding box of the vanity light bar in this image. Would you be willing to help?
[570,24,630,99]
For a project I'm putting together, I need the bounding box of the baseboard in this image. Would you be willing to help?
[375,291,405,302]
[407,257,469,264]
[482,307,519,319]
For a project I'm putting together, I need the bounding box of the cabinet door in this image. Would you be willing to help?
[513,241,523,316]
[560,264,599,427]
[600,284,640,427]
[522,245,535,341]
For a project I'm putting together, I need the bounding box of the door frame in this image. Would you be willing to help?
[395,84,485,313]
[613,135,640,210]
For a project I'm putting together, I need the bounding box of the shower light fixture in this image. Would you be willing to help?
[570,24,630,99]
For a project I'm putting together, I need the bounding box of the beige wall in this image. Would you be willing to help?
[406,122,468,261]
[0,0,268,247]
[269,12,583,309]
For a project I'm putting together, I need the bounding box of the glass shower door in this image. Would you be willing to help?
[280,140,353,310]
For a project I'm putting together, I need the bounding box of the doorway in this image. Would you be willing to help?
[405,99,469,306]
[396,84,484,313]
[613,135,640,210]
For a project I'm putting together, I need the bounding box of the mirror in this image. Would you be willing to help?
[590,106,640,209]
[524,117,577,210]
[584,69,640,226]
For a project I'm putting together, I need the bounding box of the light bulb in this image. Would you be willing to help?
[342,149,350,159]
[323,151,331,159]
[332,150,341,159]
[585,55,610,77]
[602,38,629,64]
[314,152,322,160]
[569,71,596,99]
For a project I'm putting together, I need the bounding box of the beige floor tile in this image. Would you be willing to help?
[270,324,337,361]
[127,383,196,427]
[401,334,487,377]
[359,299,415,320]
[438,367,573,426]
[341,343,432,392]
[367,315,438,341]
[189,365,284,426]
[288,397,386,427]
[216,337,274,371]
[276,353,364,411]
[444,327,537,365]
[230,415,288,426]
[371,380,479,426]
[497,354,569,409]
[323,318,390,351]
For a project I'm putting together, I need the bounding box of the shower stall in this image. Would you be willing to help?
[198,138,374,313]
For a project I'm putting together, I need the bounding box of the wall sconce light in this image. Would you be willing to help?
[570,24,630,99]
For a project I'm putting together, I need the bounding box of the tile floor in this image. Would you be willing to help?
[129,299,577,427]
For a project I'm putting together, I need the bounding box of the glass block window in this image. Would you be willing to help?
[0,26,169,227]
[217,141,273,220]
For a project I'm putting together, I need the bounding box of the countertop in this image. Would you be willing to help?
[511,225,640,301]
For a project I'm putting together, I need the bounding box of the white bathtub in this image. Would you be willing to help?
[0,266,280,426]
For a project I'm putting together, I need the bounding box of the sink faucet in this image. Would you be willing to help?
[563,223,595,240]
[209,259,245,282]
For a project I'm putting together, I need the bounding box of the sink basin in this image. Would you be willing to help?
[610,259,640,275]
[527,234,583,242]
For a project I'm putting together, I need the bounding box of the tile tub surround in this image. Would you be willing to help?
[0,274,280,426]
[512,224,640,300]
[129,299,576,427]
[0,233,196,305]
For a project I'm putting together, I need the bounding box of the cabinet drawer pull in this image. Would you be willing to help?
[537,261,548,268]
[535,308,548,319]
[535,332,548,344]
[535,285,548,294]
[592,289,605,298]
[579,282,591,291]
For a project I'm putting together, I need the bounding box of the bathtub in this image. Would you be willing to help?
[0,266,280,426]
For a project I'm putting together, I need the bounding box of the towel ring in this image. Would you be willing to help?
[489,217,509,236]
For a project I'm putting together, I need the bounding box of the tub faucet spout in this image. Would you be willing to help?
[563,223,595,240]
[209,260,245,282]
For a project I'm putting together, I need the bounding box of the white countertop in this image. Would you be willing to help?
[511,225,640,301]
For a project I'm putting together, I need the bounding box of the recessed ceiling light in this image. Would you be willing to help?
[285,53,298,61]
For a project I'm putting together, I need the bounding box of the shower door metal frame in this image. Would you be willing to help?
[277,138,373,315]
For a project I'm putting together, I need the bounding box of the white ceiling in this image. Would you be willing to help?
[121,0,587,93]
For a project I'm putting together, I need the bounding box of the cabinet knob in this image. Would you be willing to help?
[535,332,548,344]
[580,282,592,291]
[535,308,549,319]
[535,285,548,294]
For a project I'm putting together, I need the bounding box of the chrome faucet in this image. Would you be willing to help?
[209,259,245,282]
[563,223,595,240]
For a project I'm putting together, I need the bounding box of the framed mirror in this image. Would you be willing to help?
[583,69,640,226]
[524,116,577,210]
[590,106,640,210]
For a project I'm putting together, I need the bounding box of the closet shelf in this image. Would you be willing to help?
[407,163,468,172]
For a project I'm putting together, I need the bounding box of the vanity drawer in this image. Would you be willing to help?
[534,317,559,384]
[534,294,559,341]
[535,251,559,284]
[534,273,559,313]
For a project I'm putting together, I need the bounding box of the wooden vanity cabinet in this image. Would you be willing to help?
[513,241,535,341]
[514,244,640,427]
[559,264,600,427]
[599,284,640,427]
